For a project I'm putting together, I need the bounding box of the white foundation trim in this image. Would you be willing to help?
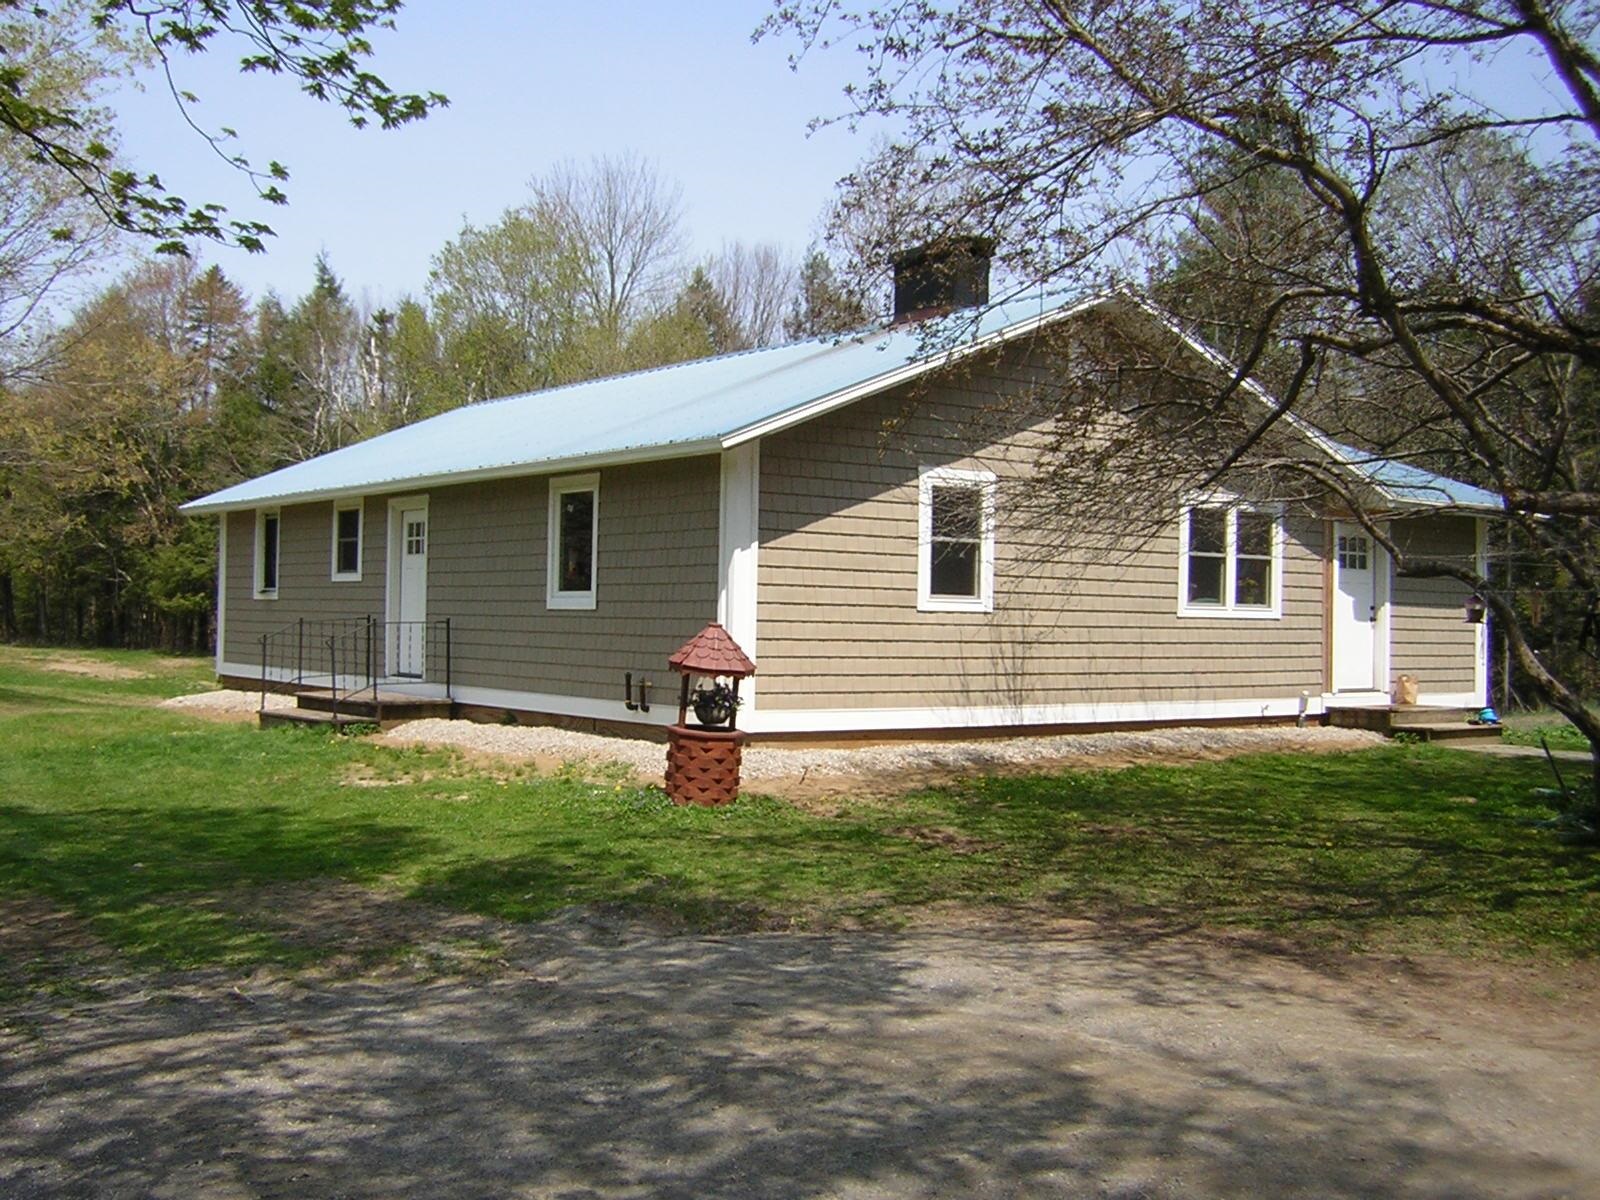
[223,666,1487,735]
[740,695,1325,735]
[215,514,227,675]
[717,441,760,709]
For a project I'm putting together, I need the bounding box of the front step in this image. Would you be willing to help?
[291,688,454,724]
[259,708,375,732]
[1328,704,1504,743]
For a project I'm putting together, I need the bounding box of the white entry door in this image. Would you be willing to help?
[391,504,428,677]
[1332,522,1381,692]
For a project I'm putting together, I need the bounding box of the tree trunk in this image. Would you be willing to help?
[0,572,15,640]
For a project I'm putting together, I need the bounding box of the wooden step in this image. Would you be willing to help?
[292,689,454,722]
[259,708,374,732]
[1328,705,1495,738]
[1389,720,1504,743]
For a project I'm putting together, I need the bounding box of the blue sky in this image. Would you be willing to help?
[107,2,866,309]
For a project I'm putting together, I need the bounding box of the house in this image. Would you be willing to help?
[180,243,1499,739]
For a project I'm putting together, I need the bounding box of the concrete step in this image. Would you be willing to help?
[259,708,374,732]
[293,689,453,722]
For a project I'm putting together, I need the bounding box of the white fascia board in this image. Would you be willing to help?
[1121,296,1502,515]
[720,299,1107,449]
[180,437,724,515]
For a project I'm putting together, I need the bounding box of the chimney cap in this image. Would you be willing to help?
[889,235,997,270]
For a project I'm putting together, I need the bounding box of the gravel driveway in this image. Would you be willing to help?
[3,905,1596,1199]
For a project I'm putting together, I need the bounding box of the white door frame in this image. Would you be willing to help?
[385,494,429,678]
[1331,519,1392,695]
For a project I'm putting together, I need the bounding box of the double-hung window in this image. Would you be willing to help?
[331,501,362,581]
[1178,501,1282,618]
[547,473,599,610]
[254,510,280,599]
[917,467,996,613]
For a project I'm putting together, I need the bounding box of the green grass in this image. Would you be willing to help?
[0,646,1595,974]
[1501,706,1597,753]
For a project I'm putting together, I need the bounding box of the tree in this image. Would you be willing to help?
[704,241,797,349]
[530,153,687,373]
[0,0,131,381]
[0,0,444,254]
[426,207,587,403]
[770,0,1600,817]
[785,248,869,339]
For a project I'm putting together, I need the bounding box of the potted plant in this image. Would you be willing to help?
[691,680,739,727]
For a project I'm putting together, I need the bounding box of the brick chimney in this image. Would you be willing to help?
[890,236,995,324]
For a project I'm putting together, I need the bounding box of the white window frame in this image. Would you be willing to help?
[1176,499,1284,620]
[546,472,599,610]
[917,466,996,614]
[253,508,280,600]
[330,499,363,582]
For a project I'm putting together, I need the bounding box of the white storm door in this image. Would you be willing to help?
[392,505,428,677]
[1332,522,1379,692]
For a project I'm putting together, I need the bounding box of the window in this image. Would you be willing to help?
[254,510,280,599]
[918,467,996,613]
[1177,502,1283,618]
[547,473,599,609]
[1336,533,1369,571]
[331,502,363,581]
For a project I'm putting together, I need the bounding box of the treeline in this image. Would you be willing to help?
[0,156,869,650]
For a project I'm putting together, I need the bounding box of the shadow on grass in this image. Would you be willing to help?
[0,801,437,966]
[969,749,1600,951]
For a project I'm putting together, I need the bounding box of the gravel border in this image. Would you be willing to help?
[161,688,296,714]
[162,689,1382,781]
[380,718,1382,781]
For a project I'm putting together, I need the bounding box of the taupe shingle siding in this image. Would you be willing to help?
[1391,515,1480,694]
[755,358,1328,712]
[223,457,719,700]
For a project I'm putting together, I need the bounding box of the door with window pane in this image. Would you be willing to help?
[1332,521,1380,692]
[391,507,428,678]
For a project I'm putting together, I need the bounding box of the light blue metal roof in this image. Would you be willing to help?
[182,294,1085,513]
[183,291,1502,515]
[1322,440,1503,512]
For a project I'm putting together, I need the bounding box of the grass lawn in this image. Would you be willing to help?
[0,646,1595,973]
[1501,705,1598,753]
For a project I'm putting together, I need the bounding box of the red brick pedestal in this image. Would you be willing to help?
[665,724,745,806]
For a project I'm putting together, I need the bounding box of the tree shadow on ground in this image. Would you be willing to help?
[0,801,435,966]
[0,875,1593,1199]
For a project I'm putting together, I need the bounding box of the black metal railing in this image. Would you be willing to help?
[258,616,453,717]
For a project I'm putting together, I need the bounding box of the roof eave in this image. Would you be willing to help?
[180,436,726,515]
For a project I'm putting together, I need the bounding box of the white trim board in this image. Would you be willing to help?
[222,662,1341,736]
[717,442,761,709]
[214,514,227,675]
[741,695,1323,735]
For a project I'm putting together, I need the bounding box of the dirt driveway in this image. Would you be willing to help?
[2,906,1597,1199]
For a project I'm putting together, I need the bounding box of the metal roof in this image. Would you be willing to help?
[1319,440,1503,512]
[182,291,1501,516]
[181,294,1089,513]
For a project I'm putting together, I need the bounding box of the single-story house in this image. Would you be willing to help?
[181,244,1499,738]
